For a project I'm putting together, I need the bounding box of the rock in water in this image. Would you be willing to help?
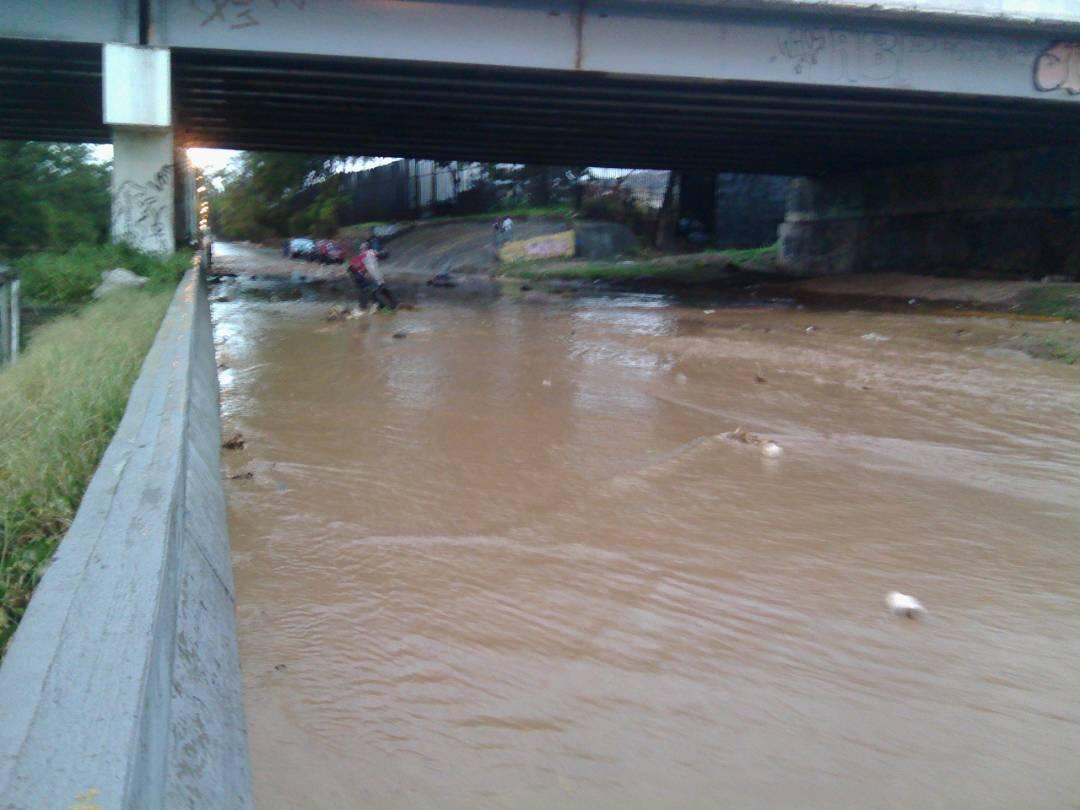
[222,433,246,451]
[93,268,147,299]
[886,591,925,618]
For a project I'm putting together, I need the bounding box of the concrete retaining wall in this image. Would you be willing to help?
[0,269,252,809]
[574,221,639,260]
[778,146,1080,278]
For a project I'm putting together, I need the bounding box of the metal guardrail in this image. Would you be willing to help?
[0,264,20,366]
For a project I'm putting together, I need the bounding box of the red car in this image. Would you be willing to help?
[315,239,345,264]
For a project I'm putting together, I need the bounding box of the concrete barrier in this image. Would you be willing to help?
[0,268,252,809]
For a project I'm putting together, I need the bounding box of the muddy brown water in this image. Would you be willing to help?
[214,285,1080,809]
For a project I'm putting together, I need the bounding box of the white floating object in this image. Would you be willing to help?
[760,441,783,458]
[703,309,716,314]
[805,326,817,333]
[886,591,925,618]
[861,332,891,342]
[542,379,552,387]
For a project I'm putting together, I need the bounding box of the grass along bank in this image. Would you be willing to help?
[0,289,171,653]
[337,206,574,242]
[501,244,779,285]
[1017,286,1080,320]
[14,243,190,307]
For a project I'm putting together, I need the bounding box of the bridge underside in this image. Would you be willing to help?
[1,39,1077,175]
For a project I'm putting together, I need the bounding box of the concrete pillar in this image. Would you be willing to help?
[104,44,175,254]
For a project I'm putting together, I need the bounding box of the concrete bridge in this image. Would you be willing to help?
[0,3,1078,807]
[2,0,1079,273]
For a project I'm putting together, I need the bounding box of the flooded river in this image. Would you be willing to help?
[214,280,1080,809]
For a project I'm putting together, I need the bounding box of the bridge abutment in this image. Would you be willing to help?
[778,146,1080,279]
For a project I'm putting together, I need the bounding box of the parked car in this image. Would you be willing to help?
[315,239,346,264]
[288,237,316,260]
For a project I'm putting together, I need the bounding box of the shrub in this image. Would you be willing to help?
[13,243,190,306]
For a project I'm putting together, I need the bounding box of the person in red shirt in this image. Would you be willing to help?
[347,242,397,311]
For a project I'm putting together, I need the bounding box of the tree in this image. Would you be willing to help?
[0,143,111,256]
[209,152,341,241]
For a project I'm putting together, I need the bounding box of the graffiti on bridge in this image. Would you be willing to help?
[1034,42,1080,95]
[774,28,1036,84]
[194,0,307,30]
[113,164,173,254]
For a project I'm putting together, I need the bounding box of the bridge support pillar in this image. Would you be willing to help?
[778,147,1080,279]
[104,44,176,254]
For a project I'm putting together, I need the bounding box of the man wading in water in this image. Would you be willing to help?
[347,241,397,312]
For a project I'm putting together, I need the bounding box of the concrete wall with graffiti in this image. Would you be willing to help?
[498,230,576,263]
[1034,42,1080,95]
[111,131,175,255]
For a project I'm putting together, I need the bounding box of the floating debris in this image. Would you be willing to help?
[703,309,716,314]
[861,332,891,342]
[227,471,254,480]
[542,379,552,387]
[723,427,784,459]
[760,441,783,458]
[886,591,925,618]
[805,326,817,333]
[222,433,246,451]
[392,331,408,339]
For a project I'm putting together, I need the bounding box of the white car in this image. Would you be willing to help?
[288,237,316,260]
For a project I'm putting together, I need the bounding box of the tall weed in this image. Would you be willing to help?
[0,290,171,653]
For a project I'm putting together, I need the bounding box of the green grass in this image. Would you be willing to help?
[502,243,779,283]
[336,206,573,240]
[462,203,572,221]
[0,289,171,654]
[1002,334,1080,365]
[13,243,190,307]
[1017,286,1080,320]
[701,243,779,264]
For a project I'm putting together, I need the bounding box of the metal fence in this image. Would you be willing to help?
[296,161,675,227]
[0,264,20,366]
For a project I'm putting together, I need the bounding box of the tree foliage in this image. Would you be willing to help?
[209,152,343,241]
[0,142,111,256]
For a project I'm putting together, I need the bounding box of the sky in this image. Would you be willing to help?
[91,145,241,173]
